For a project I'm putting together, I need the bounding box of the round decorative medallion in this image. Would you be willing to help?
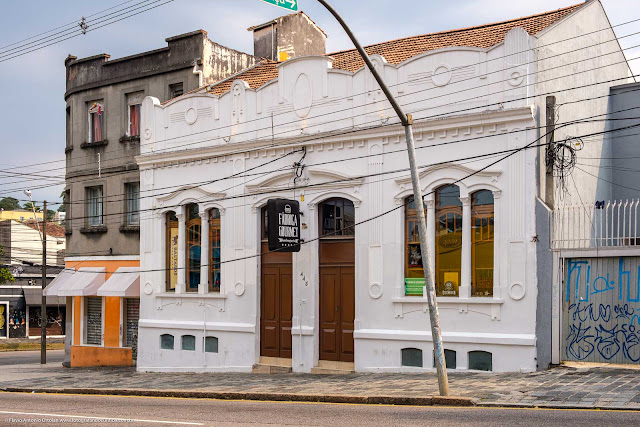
[369,283,383,299]
[144,282,153,295]
[509,282,525,300]
[185,108,198,125]
[144,128,152,140]
[432,65,452,87]
[508,70,524,87]
[234,282,245,296]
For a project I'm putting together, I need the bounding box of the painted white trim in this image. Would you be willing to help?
[353,329,535,345]
[139,319,255,333]
[554,248,640,258]
[391,297,504,305]
[290,326,314,336]
[155,293,227,300]
[64,256,140,262]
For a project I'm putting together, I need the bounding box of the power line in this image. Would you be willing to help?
[1,18,638,175]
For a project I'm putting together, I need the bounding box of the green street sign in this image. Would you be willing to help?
[260,0,298,11]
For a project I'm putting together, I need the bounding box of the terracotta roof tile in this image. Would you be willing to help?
[23,220,66,239]
[207,4,582,95]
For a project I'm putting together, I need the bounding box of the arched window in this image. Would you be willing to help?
[471,190,494,297]
[165,211,179,292]
[209,208,221,292]
[319,198,355,237]
[186,204,201,293]
[435,185,462,297]
[405,196,426,295]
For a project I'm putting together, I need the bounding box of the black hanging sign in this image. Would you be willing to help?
[267,198,301,252]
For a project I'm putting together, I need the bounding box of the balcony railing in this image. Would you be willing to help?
[552,199,640,249]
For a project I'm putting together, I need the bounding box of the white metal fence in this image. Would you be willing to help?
[553,199,640,249]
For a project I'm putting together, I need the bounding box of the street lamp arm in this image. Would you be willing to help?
[315,0,408,126]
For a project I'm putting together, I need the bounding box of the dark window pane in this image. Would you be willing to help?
[401,348,423,367]
[468,351,492,371]
[181,335,196,351]
[433,349,457,369]
[343,202,355,236]
[472,190,494,206]
[205,336,219,353]
[160,334,174,350]
[436,185,461,208]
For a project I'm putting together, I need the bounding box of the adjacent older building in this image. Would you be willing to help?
[135,2,632,373]
[47,12,329,367]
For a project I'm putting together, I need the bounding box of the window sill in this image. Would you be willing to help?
[119,225,140,233]
[119,135,140,144]
[392,296,504,305]
[81,140,109,149]
[80,226,108,234]
[65,146,73,153]
[156,292,226,300]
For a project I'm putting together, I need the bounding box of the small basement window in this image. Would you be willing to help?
[468,351,492,371]
[204,336,218,353]
[182,335,196,351]
[401,348,423,367]
[160,334,174,350]
[433,349,457,369]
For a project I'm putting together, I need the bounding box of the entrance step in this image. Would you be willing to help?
[310,360,355,374]
[253,357,292,374]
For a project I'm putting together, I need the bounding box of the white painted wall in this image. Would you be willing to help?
[136,4,627,373]
[9,221,64,266]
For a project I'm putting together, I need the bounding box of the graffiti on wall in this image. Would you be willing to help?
[564,257,640,363]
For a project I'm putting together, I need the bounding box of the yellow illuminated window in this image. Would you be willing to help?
[435,185,462,297]
[471,190,494,297]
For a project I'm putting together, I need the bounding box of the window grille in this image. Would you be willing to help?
[125,183,140,226]
[86,186,103,227]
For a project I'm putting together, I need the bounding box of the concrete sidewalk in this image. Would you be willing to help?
[2,363,640,410]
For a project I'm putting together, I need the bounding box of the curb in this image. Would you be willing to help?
[1,387,476,407]
[477,402,640,411]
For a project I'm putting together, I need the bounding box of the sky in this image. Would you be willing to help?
[0,0,638,208]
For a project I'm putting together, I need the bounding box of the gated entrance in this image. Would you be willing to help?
[563,256,640,364]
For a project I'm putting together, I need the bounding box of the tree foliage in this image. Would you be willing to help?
[0,197,20,211]
[23,202,40,212]
[0,245,15,285]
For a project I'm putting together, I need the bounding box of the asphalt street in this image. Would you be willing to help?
[1,392,639,427]
[0,349,64,366]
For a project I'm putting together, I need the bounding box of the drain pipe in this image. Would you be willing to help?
[193,61,203,87]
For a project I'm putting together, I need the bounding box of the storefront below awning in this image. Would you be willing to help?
[23,287,66,306]
[42,269,76,297]
[97,267,140,297]
[56,267,106,297]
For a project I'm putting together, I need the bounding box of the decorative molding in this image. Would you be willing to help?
[156,186,226,204]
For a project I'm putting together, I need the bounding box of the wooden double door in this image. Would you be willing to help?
[319,239,355,362]
[260,243,292,358]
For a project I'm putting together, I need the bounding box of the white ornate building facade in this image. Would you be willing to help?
[134,2,632,372]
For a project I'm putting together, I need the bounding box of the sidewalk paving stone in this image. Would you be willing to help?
[2,363,640,409]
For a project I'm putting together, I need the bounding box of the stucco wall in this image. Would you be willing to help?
[137,33,545,373]
[535,0,633,207]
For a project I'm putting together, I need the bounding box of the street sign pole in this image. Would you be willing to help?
[260,0,298,11]
[311,0,449,395]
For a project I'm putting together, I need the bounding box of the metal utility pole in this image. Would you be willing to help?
[315,0,449,395]
[41,200,47,365]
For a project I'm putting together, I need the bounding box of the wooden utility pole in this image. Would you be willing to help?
[41,200,47,364]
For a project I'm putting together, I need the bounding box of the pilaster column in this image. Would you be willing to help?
[200,211,210,295]
[492,190,502,299]
[460,196,471,299]
[426,198,436,291]
[176,206,187,294]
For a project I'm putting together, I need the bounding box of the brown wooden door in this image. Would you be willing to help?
[260,243,293,358]
[319,240,355,362]
[319,265,355,362]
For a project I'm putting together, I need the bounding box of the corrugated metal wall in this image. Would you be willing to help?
[563,256,640,364]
